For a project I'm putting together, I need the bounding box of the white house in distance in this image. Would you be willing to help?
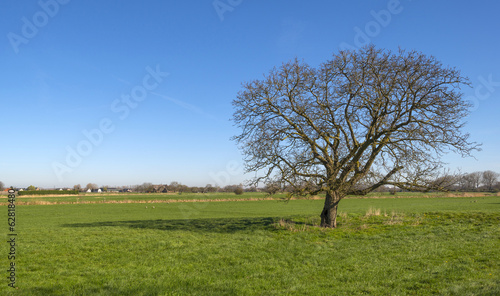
[86,188,102,193]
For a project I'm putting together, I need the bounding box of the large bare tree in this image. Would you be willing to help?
[461,172,482,191]
[482,170,499,191]
[232,46,479,228]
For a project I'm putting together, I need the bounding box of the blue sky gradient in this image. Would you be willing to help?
[1,0,499,188]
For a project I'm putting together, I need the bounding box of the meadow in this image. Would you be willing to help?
[7,191,489,205]
[1,193,499,295]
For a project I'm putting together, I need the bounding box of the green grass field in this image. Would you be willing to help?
[7,191,492,205]
[1,193,499,295]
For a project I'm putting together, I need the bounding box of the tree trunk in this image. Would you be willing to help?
[320,191,341,228]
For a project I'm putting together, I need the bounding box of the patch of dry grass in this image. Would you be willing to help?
[365,207,381,217]
[445,192,489,198]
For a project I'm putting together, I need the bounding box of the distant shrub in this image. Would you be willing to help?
[264,182,281,196]
[234,187,244,195]
[18,190,79,196]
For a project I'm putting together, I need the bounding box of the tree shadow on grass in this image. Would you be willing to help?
[26,283,238,296]
[62,217,277,233]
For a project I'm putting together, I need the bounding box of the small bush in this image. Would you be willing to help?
[234,187,244,195]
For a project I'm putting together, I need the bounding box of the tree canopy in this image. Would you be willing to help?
[232,46,479,227]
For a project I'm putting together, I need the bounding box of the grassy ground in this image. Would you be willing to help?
[3,191,496,205]
[1,195,499,295]
[2,192,292,205]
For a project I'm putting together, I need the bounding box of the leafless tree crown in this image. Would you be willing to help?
[233,46,479,196]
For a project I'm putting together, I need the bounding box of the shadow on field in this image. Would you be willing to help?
[62,217,277,233]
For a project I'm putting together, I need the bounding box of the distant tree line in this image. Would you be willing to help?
[2,170,498,196]
[455,170,500,192]
[373,170,500,193]
[132,182,246,194]
[248,170,500,195]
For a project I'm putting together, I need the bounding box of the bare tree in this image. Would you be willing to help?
[178,184,189,193]
[430,171,459,191]
[482,170,499,191]
[264,181,282,196]
[0,181,4,191]
[456,173,468,191]
[73,184,82,191]
[142,182,154,193]
[462,172,482,191]
[204,184,217,193]
[169,181,180,193]
[232,46,478,228]
[86,183,98,191]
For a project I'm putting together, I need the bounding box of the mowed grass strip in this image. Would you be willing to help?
[1,196,499,295]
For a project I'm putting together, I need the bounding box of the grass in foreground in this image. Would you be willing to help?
[1,196,499,295]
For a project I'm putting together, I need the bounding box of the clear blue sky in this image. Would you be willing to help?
[1,0,499,188]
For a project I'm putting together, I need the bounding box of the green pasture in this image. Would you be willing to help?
[7,191,490,205]
[1,195,499,295]
[8,192,288,204]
